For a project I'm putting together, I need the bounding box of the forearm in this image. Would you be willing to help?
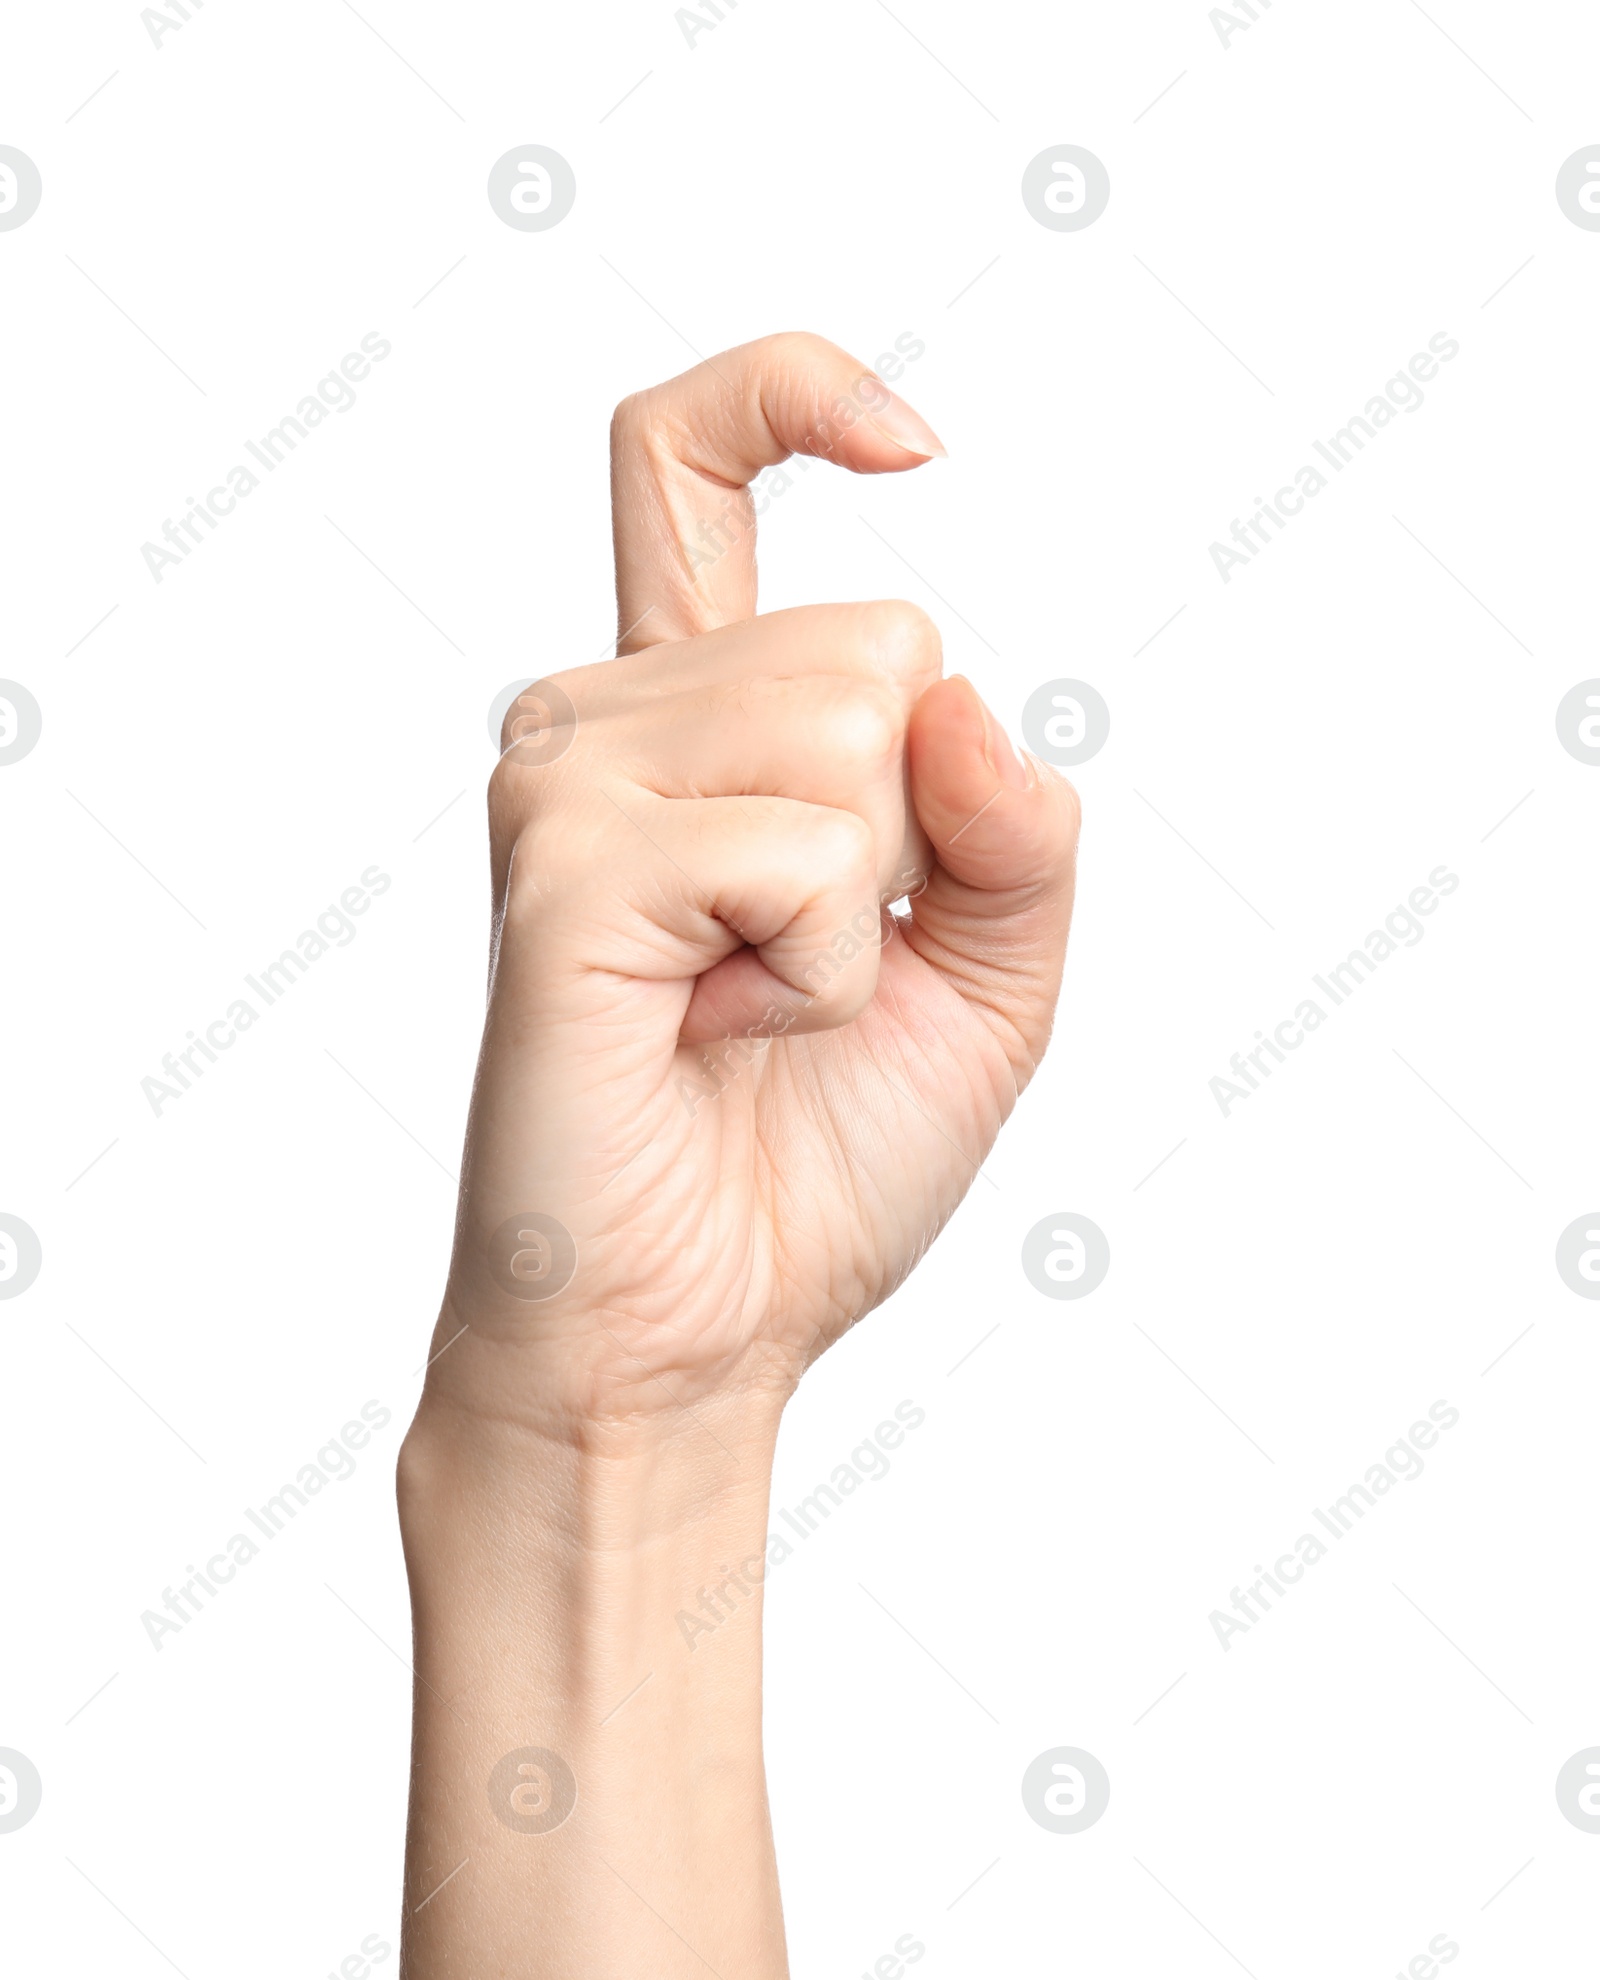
[396,1386,791,1979]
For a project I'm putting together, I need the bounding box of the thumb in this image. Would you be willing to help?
[610,331,944,651]
[903,676,1082,1079]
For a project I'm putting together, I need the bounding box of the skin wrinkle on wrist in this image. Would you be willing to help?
[401,1365,788,1497]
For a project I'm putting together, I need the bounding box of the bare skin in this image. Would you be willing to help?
[397,332,1081,1977]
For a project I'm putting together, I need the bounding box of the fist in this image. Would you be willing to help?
[420,333,1081,1435]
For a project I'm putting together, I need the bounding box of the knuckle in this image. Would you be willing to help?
[486,749,530,837]
[814,681,902,780]
[808,807,876,883]
[764,328,841,374]
[860,598,942,685]
[502,812,580,922]
[486,724,576,852]
[501,836,545,927]
[610,389,648,443]
[497,675,581,764]
[611,385,687,468]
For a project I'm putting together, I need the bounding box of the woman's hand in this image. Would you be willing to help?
[397,332,1079,1980]
[416,331,1081,1440]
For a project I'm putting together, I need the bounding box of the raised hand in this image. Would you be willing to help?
[420,331,1080,1433]
[398,332,1080,1980]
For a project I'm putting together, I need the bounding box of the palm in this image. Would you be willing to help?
[579,931,1017,1399]
[758,938,1015,1337]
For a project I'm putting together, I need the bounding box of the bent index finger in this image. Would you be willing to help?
[610,331,944,653]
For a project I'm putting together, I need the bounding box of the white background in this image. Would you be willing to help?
[3,1,1598,1974]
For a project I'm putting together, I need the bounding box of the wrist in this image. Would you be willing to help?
[397,1373,788,1700]
[410,1287,801,1454]
[398,1389,784,1561]
[397,1357,792,1977]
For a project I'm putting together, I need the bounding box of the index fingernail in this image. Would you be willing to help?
[865,385,947,459]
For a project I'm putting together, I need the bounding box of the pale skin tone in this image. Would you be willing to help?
[397,332,1081,1976]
